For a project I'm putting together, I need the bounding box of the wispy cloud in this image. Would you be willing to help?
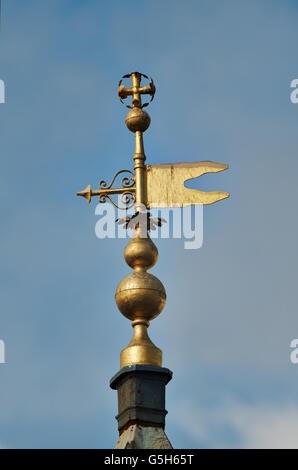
[174,400,298,449]
[1,0,298,449]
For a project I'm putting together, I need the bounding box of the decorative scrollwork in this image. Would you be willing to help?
[98,193,108,204]
[99,170,134,190]
[120,191,136,208]
[99,190,136,210]
[121,175,134,188]
[77,169,136,209]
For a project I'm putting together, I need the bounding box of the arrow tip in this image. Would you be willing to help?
[77,184,91,203]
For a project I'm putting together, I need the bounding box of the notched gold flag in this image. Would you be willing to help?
[145,161,230,208]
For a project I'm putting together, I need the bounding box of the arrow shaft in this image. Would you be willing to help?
[91,187,135,196]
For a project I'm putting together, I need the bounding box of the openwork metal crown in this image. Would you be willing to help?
[118,72,155,109]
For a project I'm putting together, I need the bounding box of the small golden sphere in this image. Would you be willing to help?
[125,108,151,133]
[124,235,158,270]
[115,272,166,321]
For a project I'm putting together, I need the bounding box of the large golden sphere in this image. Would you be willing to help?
[125,108,151,133]
[124,235,158,270]
[115,272,166,321]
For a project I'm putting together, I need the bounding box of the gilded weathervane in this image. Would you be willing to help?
[77,72,229,369]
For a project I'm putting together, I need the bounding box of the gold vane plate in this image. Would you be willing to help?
[146,161,229,208]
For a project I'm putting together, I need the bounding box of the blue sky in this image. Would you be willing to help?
[0,0,298,448]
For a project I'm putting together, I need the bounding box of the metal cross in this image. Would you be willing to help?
[118,72,155,109]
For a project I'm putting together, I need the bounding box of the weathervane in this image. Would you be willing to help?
[77,72,229,448]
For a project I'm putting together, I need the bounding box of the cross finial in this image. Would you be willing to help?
[118,72,155,109]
